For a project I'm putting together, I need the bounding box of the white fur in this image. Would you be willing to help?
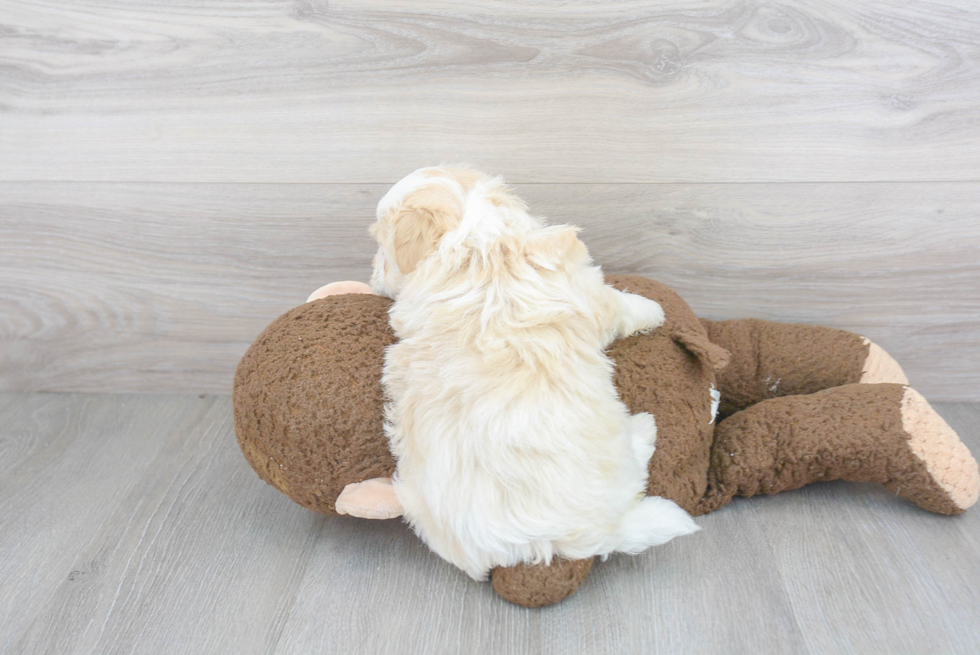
[370,167,700,580]
[709,384,721,424]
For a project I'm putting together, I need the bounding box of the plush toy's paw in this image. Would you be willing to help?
[901,387,980,513]
[860,338,909,385]
[306,281,374,303]
[335,477,404,519]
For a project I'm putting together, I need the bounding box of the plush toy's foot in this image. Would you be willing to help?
[491,558,594,608]
[335,477,404,519]
[700,383,979,516]
[901,387,979,513]
[306,281,374,303]
[860,338,909,385]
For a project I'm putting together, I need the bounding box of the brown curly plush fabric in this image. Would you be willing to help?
[233,293,396,515]
[491,558,595,608]
[604,275,726,515]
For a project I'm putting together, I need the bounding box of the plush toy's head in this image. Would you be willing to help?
[234,292,397,515]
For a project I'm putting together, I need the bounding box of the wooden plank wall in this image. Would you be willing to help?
[2,1,978,399]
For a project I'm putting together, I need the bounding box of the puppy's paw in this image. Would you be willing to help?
[617,292,666,337]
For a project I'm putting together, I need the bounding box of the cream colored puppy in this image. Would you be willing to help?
[369,167,699,580]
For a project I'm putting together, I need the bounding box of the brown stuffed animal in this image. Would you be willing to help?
[233,275,979,608]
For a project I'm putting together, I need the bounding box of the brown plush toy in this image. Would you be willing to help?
[233,275,980,608]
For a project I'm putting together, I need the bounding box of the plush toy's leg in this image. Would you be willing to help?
[698,383,979,515]
[491,557,595,608]
[700,318,908,416]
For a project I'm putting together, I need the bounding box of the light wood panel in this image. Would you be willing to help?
[2,0,979,183]
[2,181,977,399]
[0,182,378,394]
[1,393,979,653]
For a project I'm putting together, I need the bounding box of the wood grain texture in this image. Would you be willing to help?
[1,393,979,653]
[0,394,218,650]
[2,181,977,399]
[2,0,979,183]
[3,1,978,650]
[5,396,327,655]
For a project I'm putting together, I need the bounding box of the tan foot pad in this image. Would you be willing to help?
[860,339,909,385]
[335,477,404,519]
[902,387,980,512]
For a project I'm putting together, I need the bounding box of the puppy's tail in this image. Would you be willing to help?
[616,496,700,555]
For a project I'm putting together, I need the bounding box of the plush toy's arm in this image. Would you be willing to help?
[699,318,907,417]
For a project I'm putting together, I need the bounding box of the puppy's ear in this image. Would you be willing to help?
[526,225,589,271]
[391,185,462,273]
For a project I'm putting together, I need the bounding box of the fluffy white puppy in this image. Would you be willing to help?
[369,166,699,580]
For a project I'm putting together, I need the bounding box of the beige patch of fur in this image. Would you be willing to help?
[388,184,463,274]
[525,225,588,272]
[860,338,909,385]
[901,387,980,511]
[335,477,404,519]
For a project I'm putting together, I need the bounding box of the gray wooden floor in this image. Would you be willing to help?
[2,392,979,655]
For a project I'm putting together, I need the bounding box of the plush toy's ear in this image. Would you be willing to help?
[672,326,731,372]
[335,477,403,520]
[389,185,463,274]
[526,225,589,271]
[305,281,374,303]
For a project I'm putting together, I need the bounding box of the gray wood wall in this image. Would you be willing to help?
[2,1,979,399]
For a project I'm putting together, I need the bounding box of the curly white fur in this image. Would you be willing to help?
[370,167,699,580]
